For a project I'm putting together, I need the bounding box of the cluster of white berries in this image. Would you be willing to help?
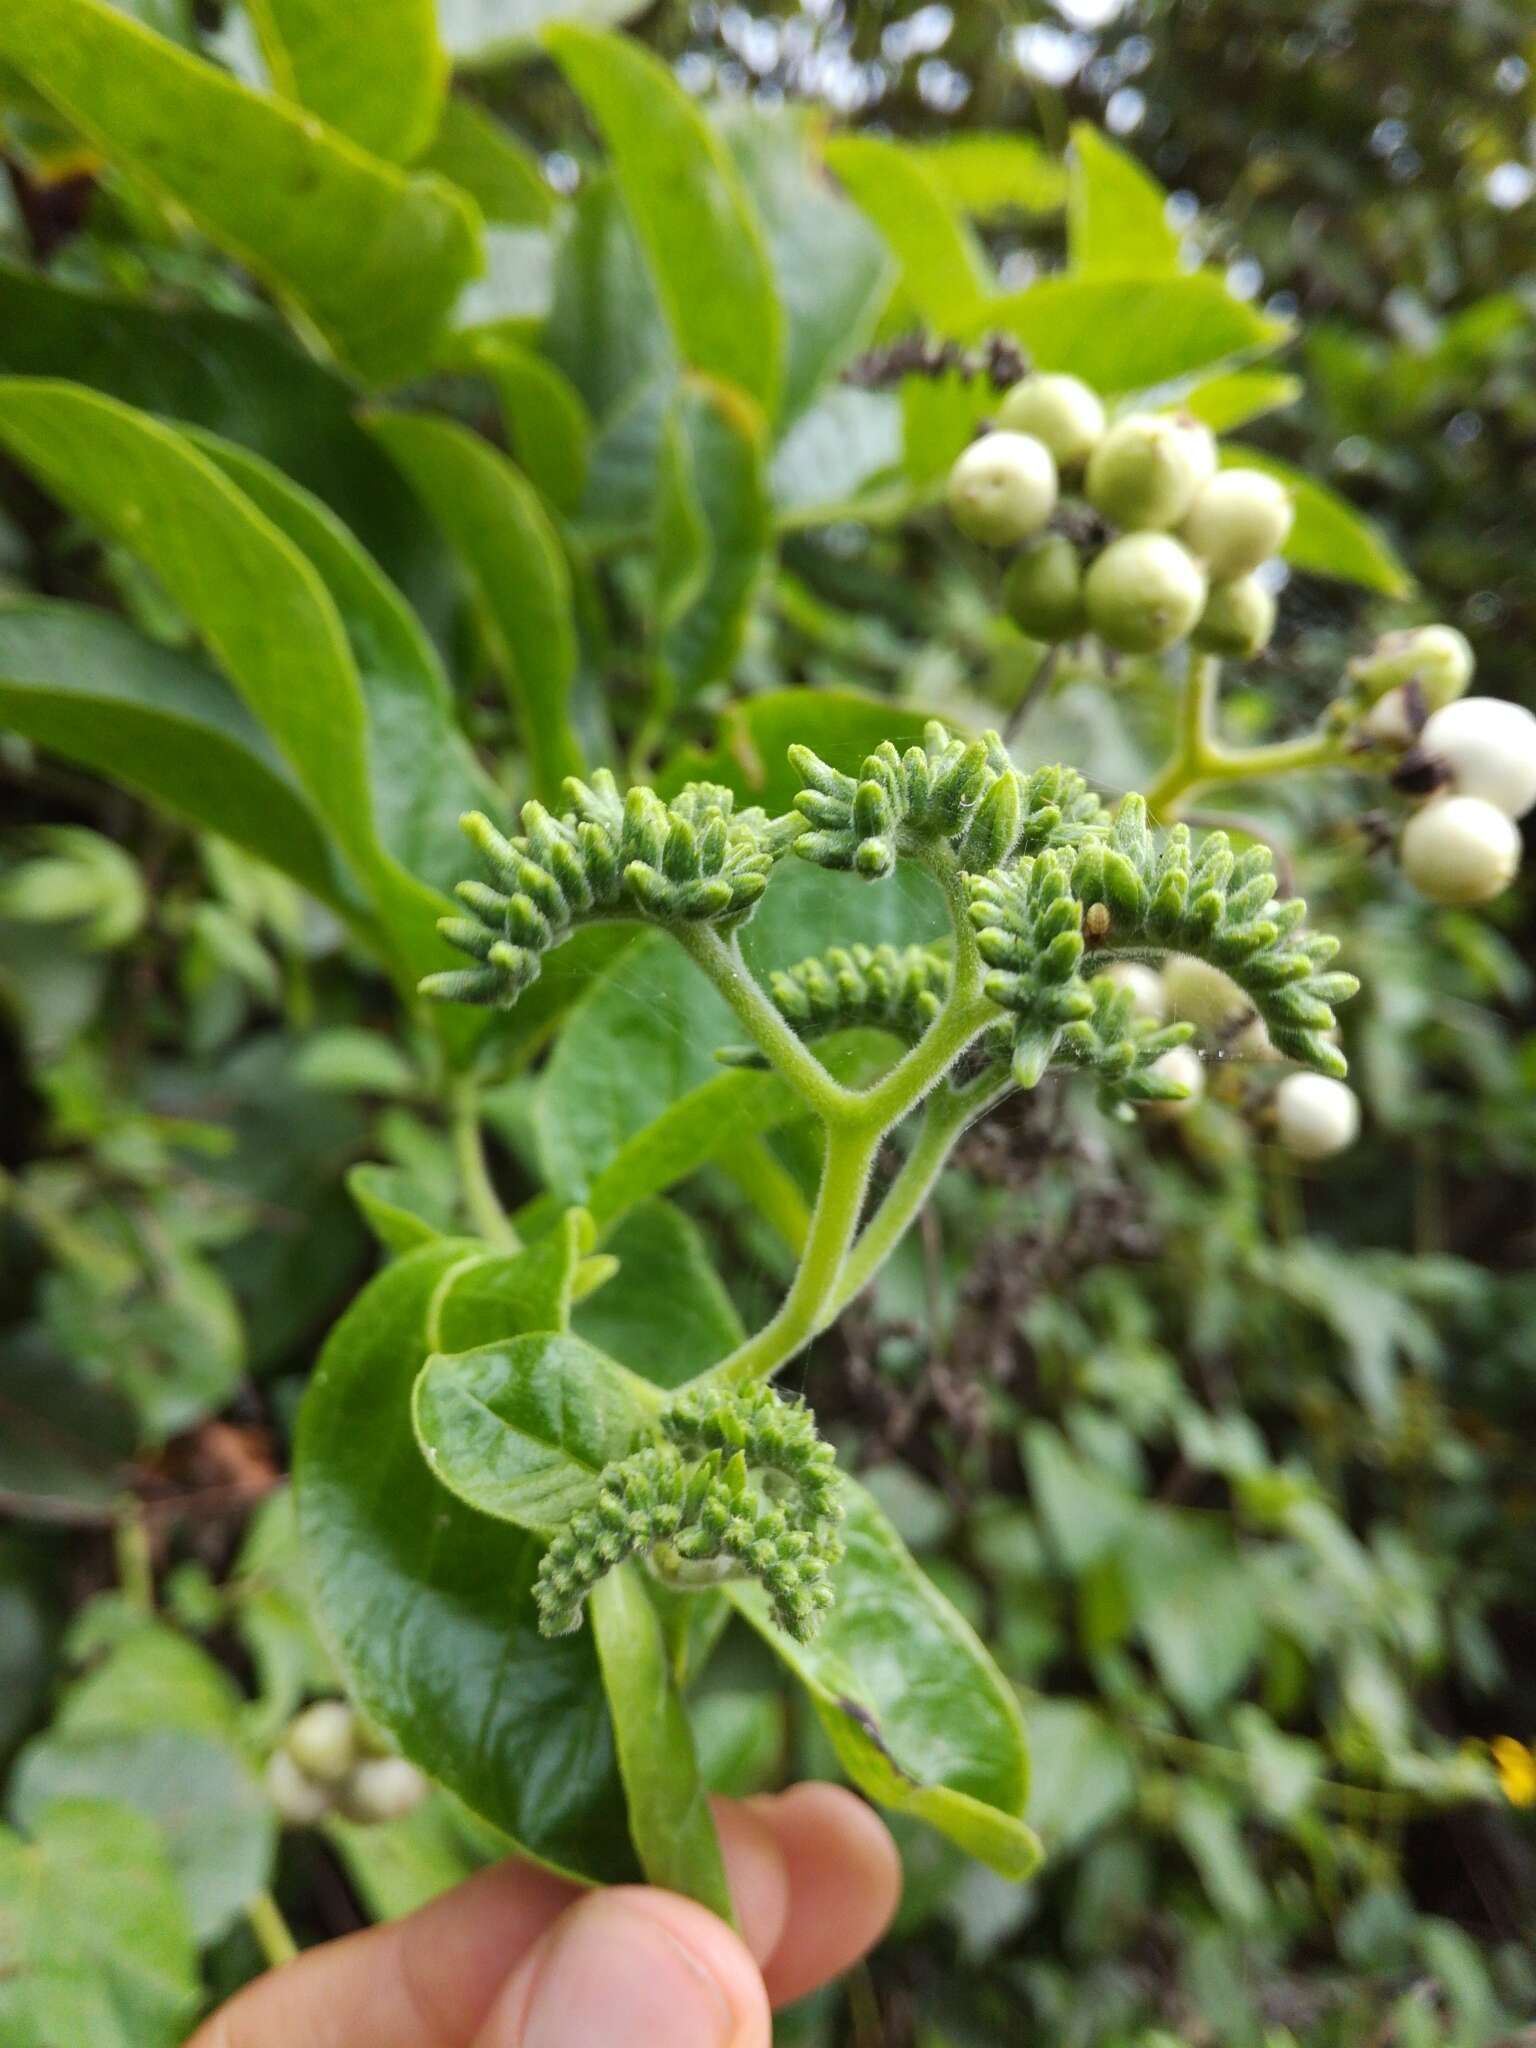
[1103,957,1360,1161]
[265,1700,430,1828]
[1346,626,1536,907]
[946,374,1293,660]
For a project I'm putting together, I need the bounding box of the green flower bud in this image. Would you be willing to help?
[995,373,1105,469]
[1084,412,1217,530]
[1192,573,1277,658]
[1003,533,1086,642]
[947,431,1058,546]
[284,1700,357,1784]
[1348,624,1474,709]
[1084,533,1208,654]
[1180,468,1293,579]
[1399,794,1520,905]
[1273,1071,1360,1160]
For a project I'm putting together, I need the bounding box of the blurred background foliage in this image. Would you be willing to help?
[1,3,1534,2045]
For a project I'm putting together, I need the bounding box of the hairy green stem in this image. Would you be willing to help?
[676,925,860,1122]
[1146,646,1347,816]
[450,1077,520,1251]
[246,1890,299,1970]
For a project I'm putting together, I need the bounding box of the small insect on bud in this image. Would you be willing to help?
[1003,533,1086,642]
[946,431,1058,546]
[1181,469,1294,580]
[1192,573,1277,658]
[1084,412,1217,531]
[1419,696,1536,821]
[336,1757,431,1826]
[1102,960,1165,1020]
[1139,1043,1205,1119]
[1273,1071,1360,1160]
[996,372,1106,470]
[1398,795,1521,906]
[266,1749,333,1828]
[1349,624,1474,710]
[1084,901,1112,940]
[283,1700,357,1784]
[1084,533,1208,654]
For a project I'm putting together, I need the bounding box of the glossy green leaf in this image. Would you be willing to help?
[368,412,584,800]
[575,1200,747,1388]
[968,276,1290,395]
[295,1241,636,1881]
[0,382,464,995]
[591,1567,734,1917]
[822,133,992,328]
[193,433,489,899]
[418,95,554,222]
[905,133,1067,220]
[12,1727,274,1944]
[1176,369,1303,433]
[428,1210,587,1353]
[1067,123,1181,277]
[0,0,481,385]
[0,1801,199,2048]
[347,1163,451,1255]
[547,24,783,418]
[1220,444,1413,595]
[439,0,647,70]
[728,1481,1039,1879]
[248,0,446,161]
[0,603,361,923]
[661,378,772,699]
[448,332,590,511]
[692,1690,786,1799]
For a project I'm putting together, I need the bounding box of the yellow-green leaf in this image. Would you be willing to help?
[1068,123,1181,277]
[822,133,993,329]
[247,0,447,162]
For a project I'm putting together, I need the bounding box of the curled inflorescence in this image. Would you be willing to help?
[718,942,951,1066]
[422,775,793,1009]
[534,1386,845,1643]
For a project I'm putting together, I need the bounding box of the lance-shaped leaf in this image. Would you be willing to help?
[1068,123,1181,277]
[822,133,992,329]
[246,0,446,162]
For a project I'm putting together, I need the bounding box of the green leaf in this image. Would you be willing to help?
[543,175,671,430]
[0,382,455,991]
[327,1797,484,1921]
[247,0,447,161]
[191,431,490,900]
[438,0,647,70]
[658,689,948,816]
[692,1689,786,1798]
[728,1481,1039,1879]
[1018,1698,1137,1852]
[0,0,481,385]
[1022,1423,1139,1573]
[347,1163,452,1254]
[1176,369,1303,433]
[660,378,771,700]
[969,276,1290,395]
[591,1566,734,1917]
[546,24,783,418]
[295,1241,636,1881]
[584,1072,796,1232]
[428,1213,587,1352]
[770,387,904,527]
[12,1727,275,1944]
[418,94,554,223]
[821,133,992,328]
[1220,443,1413,595]
[56,1625,244,1742]
[1172,1782,1267,1927]
[368,412,584,800]
[1120,1508,1264,1720]
[293,1028,420,1098]
[575,1200,747,1387]
[413,1331,659,1530]
[0,1801,199,2048]
[1067,123,1181,277]
[0,1329,138,1521]
[0,603,361,923]
[447,332,590,512]
[904,134,1067,220]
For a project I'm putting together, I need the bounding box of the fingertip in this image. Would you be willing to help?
[746,1783,902,2008]
[710,1796,790,1966]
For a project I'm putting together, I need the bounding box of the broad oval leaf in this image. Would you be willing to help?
[546,24,784,419]
[905,134,1067,221]
[413,1331,660,1532]
[429,1209,587,1353]
[575,1200,748,1388]
[0,0,481,385]
[822,133,992,329]
[1220,444,1413,596]
[295,1241,636,1881]
[585,1071,796,1232]
[1067,123,1181,277]
[248,0,447,162]
[727,1479,1040,1880]
[661,378,772,700]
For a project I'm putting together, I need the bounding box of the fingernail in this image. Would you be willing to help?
[517,1892,736,2048]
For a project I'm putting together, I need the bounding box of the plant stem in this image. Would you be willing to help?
[246,1890,299,1970]
[113,1497,154,1615]
[450,1077,520,1251]
[675,925,860,1122]
[1146,645,1347,816]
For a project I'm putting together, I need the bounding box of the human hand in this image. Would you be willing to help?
[191,1783,900,2048]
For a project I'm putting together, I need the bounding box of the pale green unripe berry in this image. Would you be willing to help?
[1102,960,1165,1021]
[284,1700,357,1784]
[266,1748,333,1827]
[336,1757,430,1825]
[1274,1072,1360,1160]
[1140,1043,1205,1119]
[947,431,1058,546]
[1349,624,1474,709]
[1181,469,1293,579]
[1421,696,1536,820]
[1084,533,1207,654]
[996,373,1105,470]
[1084,412,1217,530]
[1192,574,1277,658]
[1399,795,1521,905]
[1162,955,1251,1033]
[1004,533,1085,642]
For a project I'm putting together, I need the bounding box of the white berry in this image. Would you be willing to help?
[266,1749,333,1827]
[1274,1072,1360,1160]
[337,1757,431,1825]
[947,432,1058,546]
[284,1700,357,1784]
[1085,413,1217,531]
[1350,624,1474,710]
[1420,696,1536,820]
[1399,796,1521,906]
[1360,686,1417,746]
[1140,1043,1205,1118]
[1084,533,1207,654]
[1181,470,1294,580]
[1102,961,1165,1020]
[996,373,1105,469]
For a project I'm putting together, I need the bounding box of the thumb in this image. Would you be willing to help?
[473,1886,771,2048]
